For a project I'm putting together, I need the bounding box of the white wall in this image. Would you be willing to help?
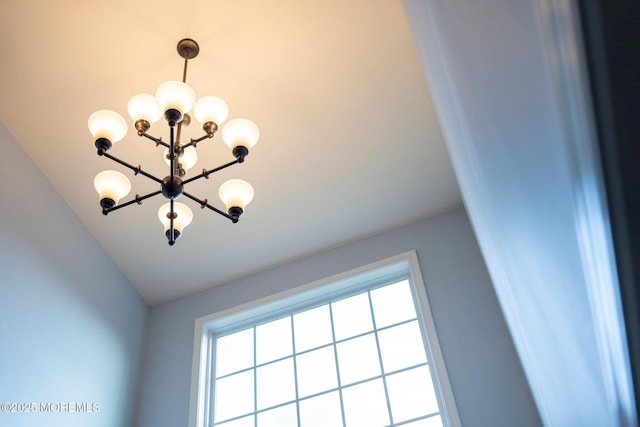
[0,123,148,427]
[403,0,636,425]
[137,208,541,426]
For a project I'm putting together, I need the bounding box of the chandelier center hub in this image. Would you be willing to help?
[162,176,184,200]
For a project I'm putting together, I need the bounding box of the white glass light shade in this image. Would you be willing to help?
[127,93,162,124]
[193,96,229,125]
[163,146,198,171]
[219,179,254,210]
[221,118,260,150]
[157,202,194,233]
[93,170,131,204]
[88,110,128,143]
[155,80,196,115]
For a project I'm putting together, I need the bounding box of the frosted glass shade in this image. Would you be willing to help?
[88,110,128,143]
[127,93,162,124]
[222,118,260,150]
[158,202,194,233]
[219,179,254,210]
[155,81,195,116]
[194,96,229,126]
[94,170,131,204]
[163,146,198,171]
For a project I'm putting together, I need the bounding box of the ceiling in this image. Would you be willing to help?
[0,0,461,305]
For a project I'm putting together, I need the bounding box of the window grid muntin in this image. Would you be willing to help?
[211,277,442,426]
[368,287,396,426]
[213,365,435,426]
[252,326,257,423]
[328,299,348,427]
[289,315,302,425]
[214,318,421,382]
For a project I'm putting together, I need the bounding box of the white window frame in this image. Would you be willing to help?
[188,250,461,427]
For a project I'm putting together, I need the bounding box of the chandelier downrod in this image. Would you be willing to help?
[89,38,259,246]
[177,38,199,83]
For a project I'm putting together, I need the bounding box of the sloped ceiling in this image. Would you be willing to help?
[0,0,460,304]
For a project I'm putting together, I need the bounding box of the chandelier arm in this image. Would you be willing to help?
[182,133,212,150]
[183,192,237,222]
[101,152,163,184]
[181,159,241,185]
[103,190,162,214]
[140,132,169,149]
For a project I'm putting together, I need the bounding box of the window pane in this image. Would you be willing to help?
[215,414,254,427]
[294,305,333,352]
[331,293,373,340]
[257,403,297,427]
[216,328,254,377]
[299,391,343,427]
[386,366,439,423]
[336,334,381,385]
[296,346,338,397]
[342,379,389,427]
[214,370,254,422]
[378,321,427,372]
[401,415,443,427]
[256,317,293,364]
[256,358,296,410]
[370,280,416,328]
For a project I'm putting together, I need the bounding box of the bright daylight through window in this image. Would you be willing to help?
[191,253,459,427]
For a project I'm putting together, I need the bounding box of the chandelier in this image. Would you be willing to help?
[88,38,258,246]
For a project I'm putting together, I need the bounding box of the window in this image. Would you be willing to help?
[189,252,460,427]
